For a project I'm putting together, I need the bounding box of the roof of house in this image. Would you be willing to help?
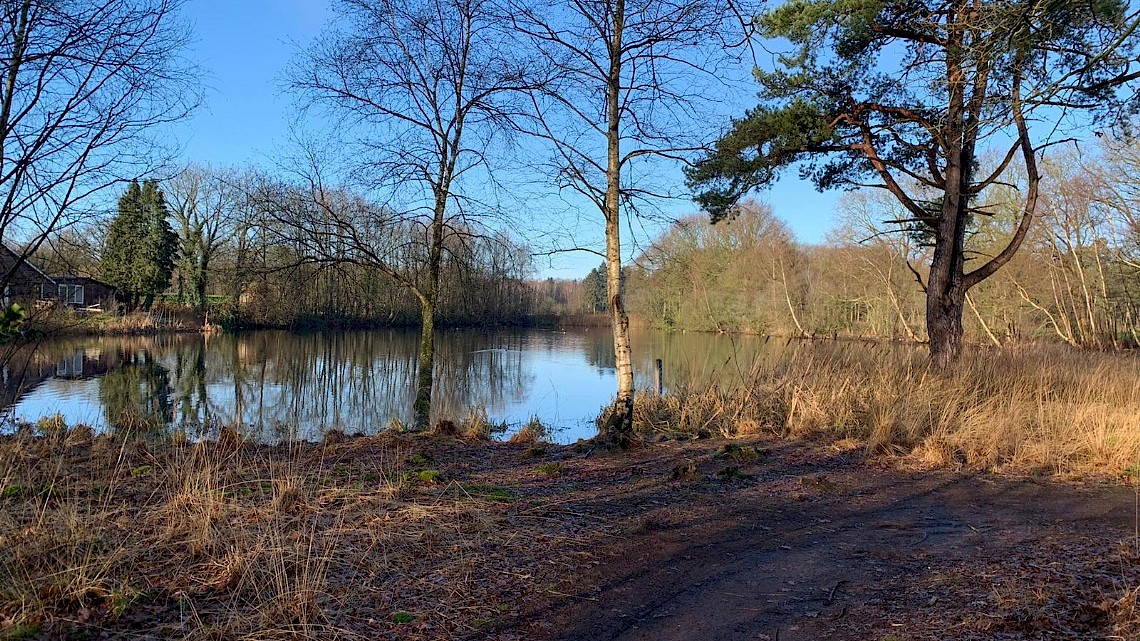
[51,275,115,289]
[0,243,55,283]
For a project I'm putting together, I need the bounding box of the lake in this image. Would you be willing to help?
[0,328,788,443]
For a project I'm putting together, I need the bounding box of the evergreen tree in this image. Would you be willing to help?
[102,180,178,310]
[102,181,145,310]
[139,181,178,308]
[581,263,609,314]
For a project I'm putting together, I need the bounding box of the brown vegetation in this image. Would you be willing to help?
[0,427,579,640]
[1,422,1137,640]
[2,333,1139,639]
[633,342,1140,478]
[33,306,211,337]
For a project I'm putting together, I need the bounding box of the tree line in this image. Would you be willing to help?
[535,134,1140,349]
[36,166,538,330]
[624,140,1140,347]
[41,132,1140,352]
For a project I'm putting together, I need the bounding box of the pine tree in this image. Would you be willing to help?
[101,180,178,310]
[102,181,145,310]
[138,181,178,308]
[686,0,1140,369]
[582,263,609,314]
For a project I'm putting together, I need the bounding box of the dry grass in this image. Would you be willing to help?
[1,419,1137,639]
[508,417,550,444]
[633,342,1140,477]
[34,305,208,337]
[0,429,579,640]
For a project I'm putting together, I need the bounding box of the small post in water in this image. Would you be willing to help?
[654,358,663,396]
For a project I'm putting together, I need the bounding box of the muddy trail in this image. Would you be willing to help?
[516,440,1138,641]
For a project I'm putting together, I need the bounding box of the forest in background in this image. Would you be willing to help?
[622,142,1140,348]
[4,0,1138,354]
[22,134,1140,348]
[30,167,537,329]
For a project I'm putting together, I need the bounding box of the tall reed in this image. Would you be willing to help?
[633,342,1140,476]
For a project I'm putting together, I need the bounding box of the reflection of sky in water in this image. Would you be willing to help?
[494,335,620,441]
[11,378,105,427]
[2,329,819,444]
[2,329,634,444]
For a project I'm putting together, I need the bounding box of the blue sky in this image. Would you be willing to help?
[173,0,841,279]
[178,0,330,165]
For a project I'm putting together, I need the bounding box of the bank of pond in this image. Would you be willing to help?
[0,328,1137,477]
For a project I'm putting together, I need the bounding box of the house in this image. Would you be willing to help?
[0,244,55,307]
[0,244,118,311]
[52,276,117,311]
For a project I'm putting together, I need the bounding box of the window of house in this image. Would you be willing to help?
[56,351,84,377]
[59,284,84,305]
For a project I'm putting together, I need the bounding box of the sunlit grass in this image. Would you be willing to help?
[0,428,516,639]
[633,342,1140,477]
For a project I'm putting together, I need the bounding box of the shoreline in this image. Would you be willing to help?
[21,307,1140,353]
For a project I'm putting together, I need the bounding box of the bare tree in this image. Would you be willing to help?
[831,191,929,343]
[166,165,241,310]
[506,0,752,443]
[31,221,105,277]
[1096,135,1140,270]
[0,0,198,287]
[290,0,535,429]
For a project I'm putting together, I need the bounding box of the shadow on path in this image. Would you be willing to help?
[515,441,1135,641]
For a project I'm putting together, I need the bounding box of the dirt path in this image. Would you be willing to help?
[516,440,1138,640]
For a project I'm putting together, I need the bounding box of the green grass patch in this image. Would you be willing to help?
[460,484,513,502]
[402,469,444,485]
[111,586,148,617]
[535,462,561,476]
[1,624,42,640]
[390,611,416,624]
[714,444,762,463]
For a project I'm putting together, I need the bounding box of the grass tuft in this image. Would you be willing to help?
[509,417,550,444]
[460,406,509,441]
[534,462,561,476]
[390,611,415,624]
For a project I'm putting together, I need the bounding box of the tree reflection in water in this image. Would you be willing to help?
[2,330,540,441]
[0,328,851,442]
[98,349,174,433]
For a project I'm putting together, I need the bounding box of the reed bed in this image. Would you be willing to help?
[633,342,1140,477]
[32,306,209,337]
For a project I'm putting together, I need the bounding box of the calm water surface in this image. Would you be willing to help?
[0,328,787,443]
